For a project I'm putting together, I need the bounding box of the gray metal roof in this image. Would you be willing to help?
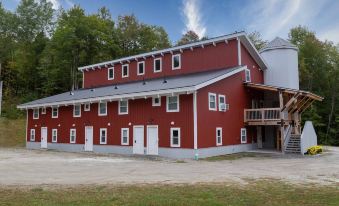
[18,66,244,108]
[260,37,298,53]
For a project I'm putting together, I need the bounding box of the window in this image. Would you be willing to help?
[137,61,145,75]
[152,97,161,106]
[245,69,251,82]
[100,128,107,144]
[170,128,181,147]
[241,128,247,144]
[30,129,35,141]
[154,58,162,72]
[216,127,222,146]
[73,104,81,117]
[98,102,107,116]
[119,100,128,115]
[52,129,58,143]
[167,95,179,112]
[52,107,58,118]
[70,129,76,144]
[218,95,226,111]
[121,128,129,145]
[208,93,217,111]
[108,67,114,80]
[84,103,90,111]
[172,54,181,70]
[122,64,129,78]
[33,108,39,119]
[41,107,46,114]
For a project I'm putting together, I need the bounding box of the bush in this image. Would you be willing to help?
[306,145,323,155]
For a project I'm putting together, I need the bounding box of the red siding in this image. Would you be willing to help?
[83,40,238,88]
[241,43,264,84]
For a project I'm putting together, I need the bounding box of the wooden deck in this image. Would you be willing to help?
[244,108,290,126]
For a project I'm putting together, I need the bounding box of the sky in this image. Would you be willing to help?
[2,0,339,44]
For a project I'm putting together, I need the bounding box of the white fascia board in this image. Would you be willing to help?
[78,32,246,71]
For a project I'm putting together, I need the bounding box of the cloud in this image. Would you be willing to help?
[47,0,60,10]
[181,0,206,38]
[319,26,339,44]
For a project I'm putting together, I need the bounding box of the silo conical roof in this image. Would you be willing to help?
[260,37,298,53]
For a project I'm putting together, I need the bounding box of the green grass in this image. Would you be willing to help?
[0,181,338,206]
[0,117,26,147]
[201,152,270,161]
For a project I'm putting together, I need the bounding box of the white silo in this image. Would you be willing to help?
[260,37,299,90]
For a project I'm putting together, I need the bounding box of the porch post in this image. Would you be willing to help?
[279,90,285,153]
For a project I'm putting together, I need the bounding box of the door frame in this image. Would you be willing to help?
[147,125,159,155]
[84,126,93,151]
[41,127,48,149]
[133,125,144,154]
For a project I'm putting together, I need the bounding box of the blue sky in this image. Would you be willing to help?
[2,0,339,44]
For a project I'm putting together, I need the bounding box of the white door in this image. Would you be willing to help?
[41,127,48,149]
[85,126,93,151]
[257,126,263,149]
[147,125,158,155]
[133,126,144,154]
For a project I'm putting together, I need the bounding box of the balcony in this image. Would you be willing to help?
[244,108,285,125]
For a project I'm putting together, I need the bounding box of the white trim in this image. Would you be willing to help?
[108,67,114,80]
[70,129,76,144]
[100,128,107,144]
[121,128,129,145]
[84,103,90,111]
[153,57,162,73]
[237,37,242,66]
[152,97,161,106]
[52,129,58,143]
[241,128,247,144]
[218,95,226,111]
[82,71,85,88]
[137,61,145,75]
[166,95,179,112]
[193,92,198,150]
[216,127,222,146]
[98,102,107,116]
[122,64,129,78]
[208,93,217,111]
[33,108,39,119]
[73,104,81,117]
[26,110,28,142]
[52,107,58,118]
[245,68,251,82]
[170,127,181,147]
[172,54,181,70]
[30,129,35,141]
[118,100,128,115]
[41,107,46,114]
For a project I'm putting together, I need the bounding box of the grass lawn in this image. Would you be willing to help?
[0,117,26,147]
[201,152,273,161]
[0,181,338,206]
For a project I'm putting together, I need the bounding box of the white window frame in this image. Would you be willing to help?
[98,102,107,116]
[166,95,179,112]
[84,103,91,111]
[218,95,226,111]
[121,128,129,145]
[73,104,81,117]
[52,129,58,143]
[245,68,251,82]
[122,64,129,78]
[172,54,181,70]
[241,128,247,144]
[137,61,145,75]
[170,128,181,147]
[153,57,162,73]
[152,97,161,107]
[208,93,217,111]
[52,107,58,118]
[216,127,222,146]
[118,100,128,115]
[30,129,35,141]
[108,67,114,80]
[41,107,46,114]
[33,108,39,119]
[100,128,107,144]
[70,129,76,144]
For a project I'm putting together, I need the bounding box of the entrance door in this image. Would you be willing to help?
[257,126,263,149]
[133,126,144,154]
[41,127,48,149]
[147,125,158,155]
[85,126,93,151]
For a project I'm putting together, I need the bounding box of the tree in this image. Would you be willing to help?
[248,31,267,50]
[176,30,200,46]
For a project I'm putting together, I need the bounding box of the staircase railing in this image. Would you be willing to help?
[244,108,281,122]
[283,125,293,149]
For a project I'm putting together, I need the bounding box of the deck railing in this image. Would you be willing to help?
[244,108,281,122]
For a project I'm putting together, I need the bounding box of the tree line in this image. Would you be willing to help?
[0,0,338,145]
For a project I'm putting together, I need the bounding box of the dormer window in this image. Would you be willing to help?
[154,58,162,73]
[137,61,145,75]
[108,67,114,80]
[172,54,181,70]
[122,64,129,78]
[245,69,251,82]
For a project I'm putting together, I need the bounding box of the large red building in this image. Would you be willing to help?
[18,32,322,158]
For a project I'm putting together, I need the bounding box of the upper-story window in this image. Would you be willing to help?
[52,107,58,118]
[119,100,128,115]
[152,97,161,107]
[33,108,39,119]
[154,58,162,73]
[172,54,181,70]
[98,102,107,116]
[218,95,226,111]
[137,61,145,75]
[167,95,179,112]
[245,69,251,82]
[84,103,90,111]
[122,64,129,78]
[208,93,217,111]
[41,107,46,114]
[73,104,81,117]
[108,67,114,80]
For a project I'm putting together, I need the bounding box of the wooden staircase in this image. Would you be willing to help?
[285,134,301,154]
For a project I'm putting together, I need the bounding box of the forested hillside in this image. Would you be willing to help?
[0,0,338,145]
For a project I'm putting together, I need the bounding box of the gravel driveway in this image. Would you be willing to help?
[0,147,338,186]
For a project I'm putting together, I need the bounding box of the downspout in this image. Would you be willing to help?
[193,91,198,160]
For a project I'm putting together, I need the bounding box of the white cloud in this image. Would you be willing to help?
[47,0,60,10]
[181,0,206,38]
[319,27,339,44]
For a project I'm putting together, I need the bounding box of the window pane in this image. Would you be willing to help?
[123,66,128,76]
[155,59,161,71]
[173,55,180,68]
[219,97,225,104]
[173,137,178,145]
[138,63,144,74]
[173,130,178,137]
[154,98,159,104]
[100,103,106,114]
